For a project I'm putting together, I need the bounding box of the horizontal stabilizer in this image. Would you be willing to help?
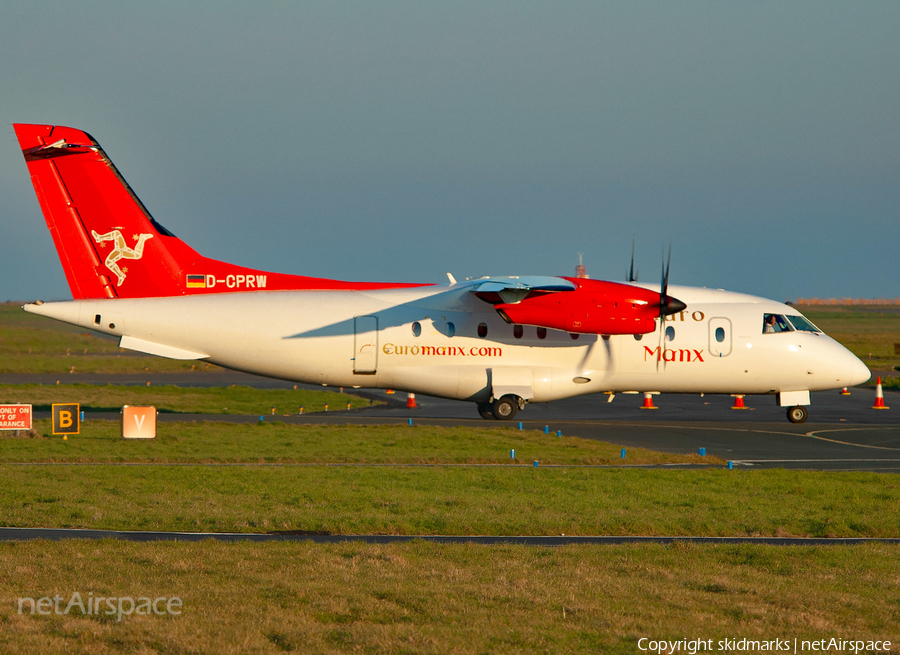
[118,335,208,360]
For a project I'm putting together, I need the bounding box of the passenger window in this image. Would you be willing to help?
[715,327,725,343]
[537,327,547,340]
[762,314,792,334]
[477,323,488,338]
[513,325,523,339]
[411,321,421,337]
[446,322,455,337]
[569,333,579,340]
[665,326,675,341]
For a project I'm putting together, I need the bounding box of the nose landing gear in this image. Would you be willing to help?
[786,405,808,424]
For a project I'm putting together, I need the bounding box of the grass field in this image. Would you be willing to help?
[4,464,899,538]
[0,384,370,415]
[1,433,896,652]
[0,420,706,466]
[2,303,898,652]
[881,376,900,391]
[1,540,896,654]
[1,421,897,538]
[802,306,900,372]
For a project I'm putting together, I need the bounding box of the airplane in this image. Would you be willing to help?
[12,123,870,424]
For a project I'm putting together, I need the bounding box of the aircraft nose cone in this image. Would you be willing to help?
[848,354,871,387]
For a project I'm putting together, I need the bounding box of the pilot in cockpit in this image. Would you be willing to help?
[763,314,790,333]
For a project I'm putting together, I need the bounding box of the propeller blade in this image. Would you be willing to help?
[627,238,637,283]
[657,317,664,373]
[656,241,686,317]
[576,336,601,376]
[659,242,671,313]
[657,242,678,372]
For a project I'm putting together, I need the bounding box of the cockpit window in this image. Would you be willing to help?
[762,314,792,334]
[786,315,822,333]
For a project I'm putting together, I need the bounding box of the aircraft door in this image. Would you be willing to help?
[353,315,378,374]
[709,317,732,357]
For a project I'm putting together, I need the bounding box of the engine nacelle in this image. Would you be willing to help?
[492,278,671,335]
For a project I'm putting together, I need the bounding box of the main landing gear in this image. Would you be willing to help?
[477,395,520,421]
[786,405,808,424]
[480,396,812,423]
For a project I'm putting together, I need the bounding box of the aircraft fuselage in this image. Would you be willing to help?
[26,283,870,407]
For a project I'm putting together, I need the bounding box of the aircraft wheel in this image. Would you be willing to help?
[491,395,519,421]
[477,402,494,420]
[786,405,808,424]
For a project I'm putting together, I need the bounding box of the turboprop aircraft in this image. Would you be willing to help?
[13,123,870,424]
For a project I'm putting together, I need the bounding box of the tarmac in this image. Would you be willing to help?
[3,371,898,472]
[3,371,898,544]
[1,527,898,546]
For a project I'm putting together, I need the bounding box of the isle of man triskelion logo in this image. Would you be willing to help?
[91,229,153,286]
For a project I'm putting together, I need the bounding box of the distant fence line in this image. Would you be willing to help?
[794,298,900,306]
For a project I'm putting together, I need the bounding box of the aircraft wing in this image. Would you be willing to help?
[462,276,576,305]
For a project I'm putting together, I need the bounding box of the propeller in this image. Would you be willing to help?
[575,335,602,378]
[626,237,638,283]
[656,243,687,372]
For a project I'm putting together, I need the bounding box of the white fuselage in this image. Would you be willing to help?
[26,283,870,405]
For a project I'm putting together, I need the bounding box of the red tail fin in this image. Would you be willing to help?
[14,124,425,298]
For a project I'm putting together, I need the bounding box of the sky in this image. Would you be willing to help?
[2,1,898,302]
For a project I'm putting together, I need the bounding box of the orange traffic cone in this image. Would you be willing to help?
[640,392,658,410]
[731,395,747,410]
[385,389,395,395]
[840,387,851,395]
[873,377,889,409]
[406,393,417,409]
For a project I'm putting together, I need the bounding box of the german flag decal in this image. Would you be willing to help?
[186,274,207,288]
